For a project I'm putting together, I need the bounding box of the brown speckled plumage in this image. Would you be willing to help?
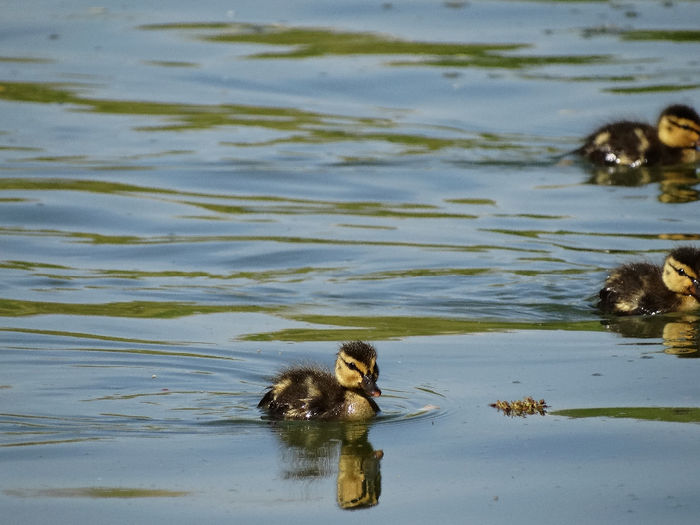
[577,104,700,167]
[258,341,381,421]
[599,246,700,315]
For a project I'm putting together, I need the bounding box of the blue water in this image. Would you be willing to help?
[1,1,700,523]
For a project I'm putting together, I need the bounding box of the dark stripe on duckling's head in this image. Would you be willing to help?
[336,341,381,397]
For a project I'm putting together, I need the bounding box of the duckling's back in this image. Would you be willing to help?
[577,121,661,167]
[258,366,348,420]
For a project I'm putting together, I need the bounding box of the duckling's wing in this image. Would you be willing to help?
[257,368,308,417]
[257,386,293,417]
[305,385,348,420]
[258,366,340,420]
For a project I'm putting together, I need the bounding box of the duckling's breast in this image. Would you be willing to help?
[343,391,380,420]
[676,294,700,312]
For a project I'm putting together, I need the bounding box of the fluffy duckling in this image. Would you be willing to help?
[599,246,700,315]
[576,104,700,167]
[258,341,381,421]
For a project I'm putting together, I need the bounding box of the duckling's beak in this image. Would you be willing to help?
[361,375,381,397]
[690,278,700,299]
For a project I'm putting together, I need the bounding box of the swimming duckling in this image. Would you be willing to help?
[576,104,700,167]
[258,341,381,421]
[599,246,700,315]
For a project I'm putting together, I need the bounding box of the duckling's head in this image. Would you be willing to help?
[657,105,700,150]
[662,246,700,299]
[335,341,381,397]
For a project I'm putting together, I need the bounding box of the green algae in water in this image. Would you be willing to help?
[240,314,604,341]
[4,487,189,498]
[621,30,700,42]
[139,21,612,69]
[0,81,535,155]
[553,407,700,424]
[141,22,523,59]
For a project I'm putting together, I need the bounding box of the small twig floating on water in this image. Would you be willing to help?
[490,396,549,417]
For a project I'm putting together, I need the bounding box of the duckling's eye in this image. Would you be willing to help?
[343,359,359,372]
[670,264,687,278]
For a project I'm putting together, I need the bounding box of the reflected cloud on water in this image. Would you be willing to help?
[265,420,382,510]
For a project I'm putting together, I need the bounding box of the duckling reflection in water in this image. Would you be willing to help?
[576,104,700,167]
[585,166,700,205]
[258,341,381,421]
[601,313,700,356]
[599,246,700,316]
[271,421,383,509]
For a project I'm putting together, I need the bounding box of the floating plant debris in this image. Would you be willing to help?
[490,396,549,417]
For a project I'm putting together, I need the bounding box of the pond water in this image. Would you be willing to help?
[1,0,700,523]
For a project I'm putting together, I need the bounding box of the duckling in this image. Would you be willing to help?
[599,246,700,315]
[258,341,381,421]
[576,104,700,167]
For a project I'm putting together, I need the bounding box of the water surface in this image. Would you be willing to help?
[2,1,700,523]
